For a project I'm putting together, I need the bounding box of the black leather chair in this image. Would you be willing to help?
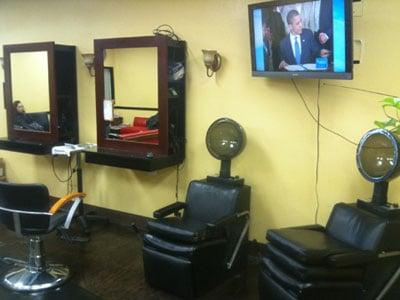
[259,202,400,300]
[142,179,251,298]
[0,181,85,292]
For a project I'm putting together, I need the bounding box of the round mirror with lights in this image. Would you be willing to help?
[206,118,246,179]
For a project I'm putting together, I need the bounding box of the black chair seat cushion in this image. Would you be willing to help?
[264,244,364,281]
[261,256,363,298]
[267,227,358,265]
[147,217,224,243]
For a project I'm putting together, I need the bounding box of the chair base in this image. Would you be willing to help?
[3,264,69,292]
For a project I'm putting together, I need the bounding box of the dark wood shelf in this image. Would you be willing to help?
[0,137,51,155]
[84,146,183,171]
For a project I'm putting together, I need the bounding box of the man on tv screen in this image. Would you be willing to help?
[278,9,330,69]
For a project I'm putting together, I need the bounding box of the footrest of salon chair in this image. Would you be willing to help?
[264,244,364,281]
[261,256,363,299]
[143,246,194,298]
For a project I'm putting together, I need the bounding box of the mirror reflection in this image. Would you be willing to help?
[103,47,159,145]
[10,51,50,132]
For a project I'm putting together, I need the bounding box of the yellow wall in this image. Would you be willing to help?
[0,0,397,242]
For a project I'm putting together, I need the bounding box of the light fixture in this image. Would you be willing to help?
[206,118,246,185]
[202,49,221,77]
[356,128,400,210]
[82,53,95,77]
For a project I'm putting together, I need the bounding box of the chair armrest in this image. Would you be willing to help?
[328,250,377,267]
[49,192,86,214]
[153,201,186,219]
[206,211,250,229]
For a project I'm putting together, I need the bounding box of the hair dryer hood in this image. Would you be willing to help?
[356,128,400,183]
[206,118,246,161]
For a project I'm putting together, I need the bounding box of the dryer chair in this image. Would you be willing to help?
[259,129,400,300]
[143,179,250,298]
[142,118,251,298]
[0,181,85,292]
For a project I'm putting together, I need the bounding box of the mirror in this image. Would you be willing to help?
[10,51,50,132]
[103,47,159,145]
[0,42,78,154]
[92,35,185,162]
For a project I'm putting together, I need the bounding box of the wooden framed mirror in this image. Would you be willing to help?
[0,42,78,154]
[85,35,186,171]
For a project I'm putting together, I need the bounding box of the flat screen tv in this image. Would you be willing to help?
[248,0,353,79]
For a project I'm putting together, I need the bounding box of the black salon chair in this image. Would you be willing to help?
[143,179,250,298]
[259,129,400,300]
[0,181,85,292]
[143,118,251,298]
[260,203,400,299]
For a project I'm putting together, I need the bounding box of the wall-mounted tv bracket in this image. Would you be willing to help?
[353,0,363,17]
[353,39,363,64]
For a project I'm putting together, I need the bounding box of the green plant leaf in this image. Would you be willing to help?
[375,120,387,128]
[392,127,400,135]
[375,118,398,128]
[381,97,395,105]
[387,118,398,127]
[375,97,400,131]
[381,97,400,109]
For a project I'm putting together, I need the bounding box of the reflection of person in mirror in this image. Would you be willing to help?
[279,10,330,69]
[13,100,44,131]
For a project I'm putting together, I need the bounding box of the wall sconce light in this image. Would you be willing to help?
[82,53,95,77]
[202,49,221,77]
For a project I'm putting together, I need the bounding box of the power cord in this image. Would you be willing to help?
[292,80,399,224]
[292,79,352,224]
[52,156,73,183]
[153,24,180,41]
[51,155,77,194]
[291,79,359,146]
[322,82,397,98]
[314,80,321,224]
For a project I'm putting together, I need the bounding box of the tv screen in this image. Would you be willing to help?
[248,0,353,79]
